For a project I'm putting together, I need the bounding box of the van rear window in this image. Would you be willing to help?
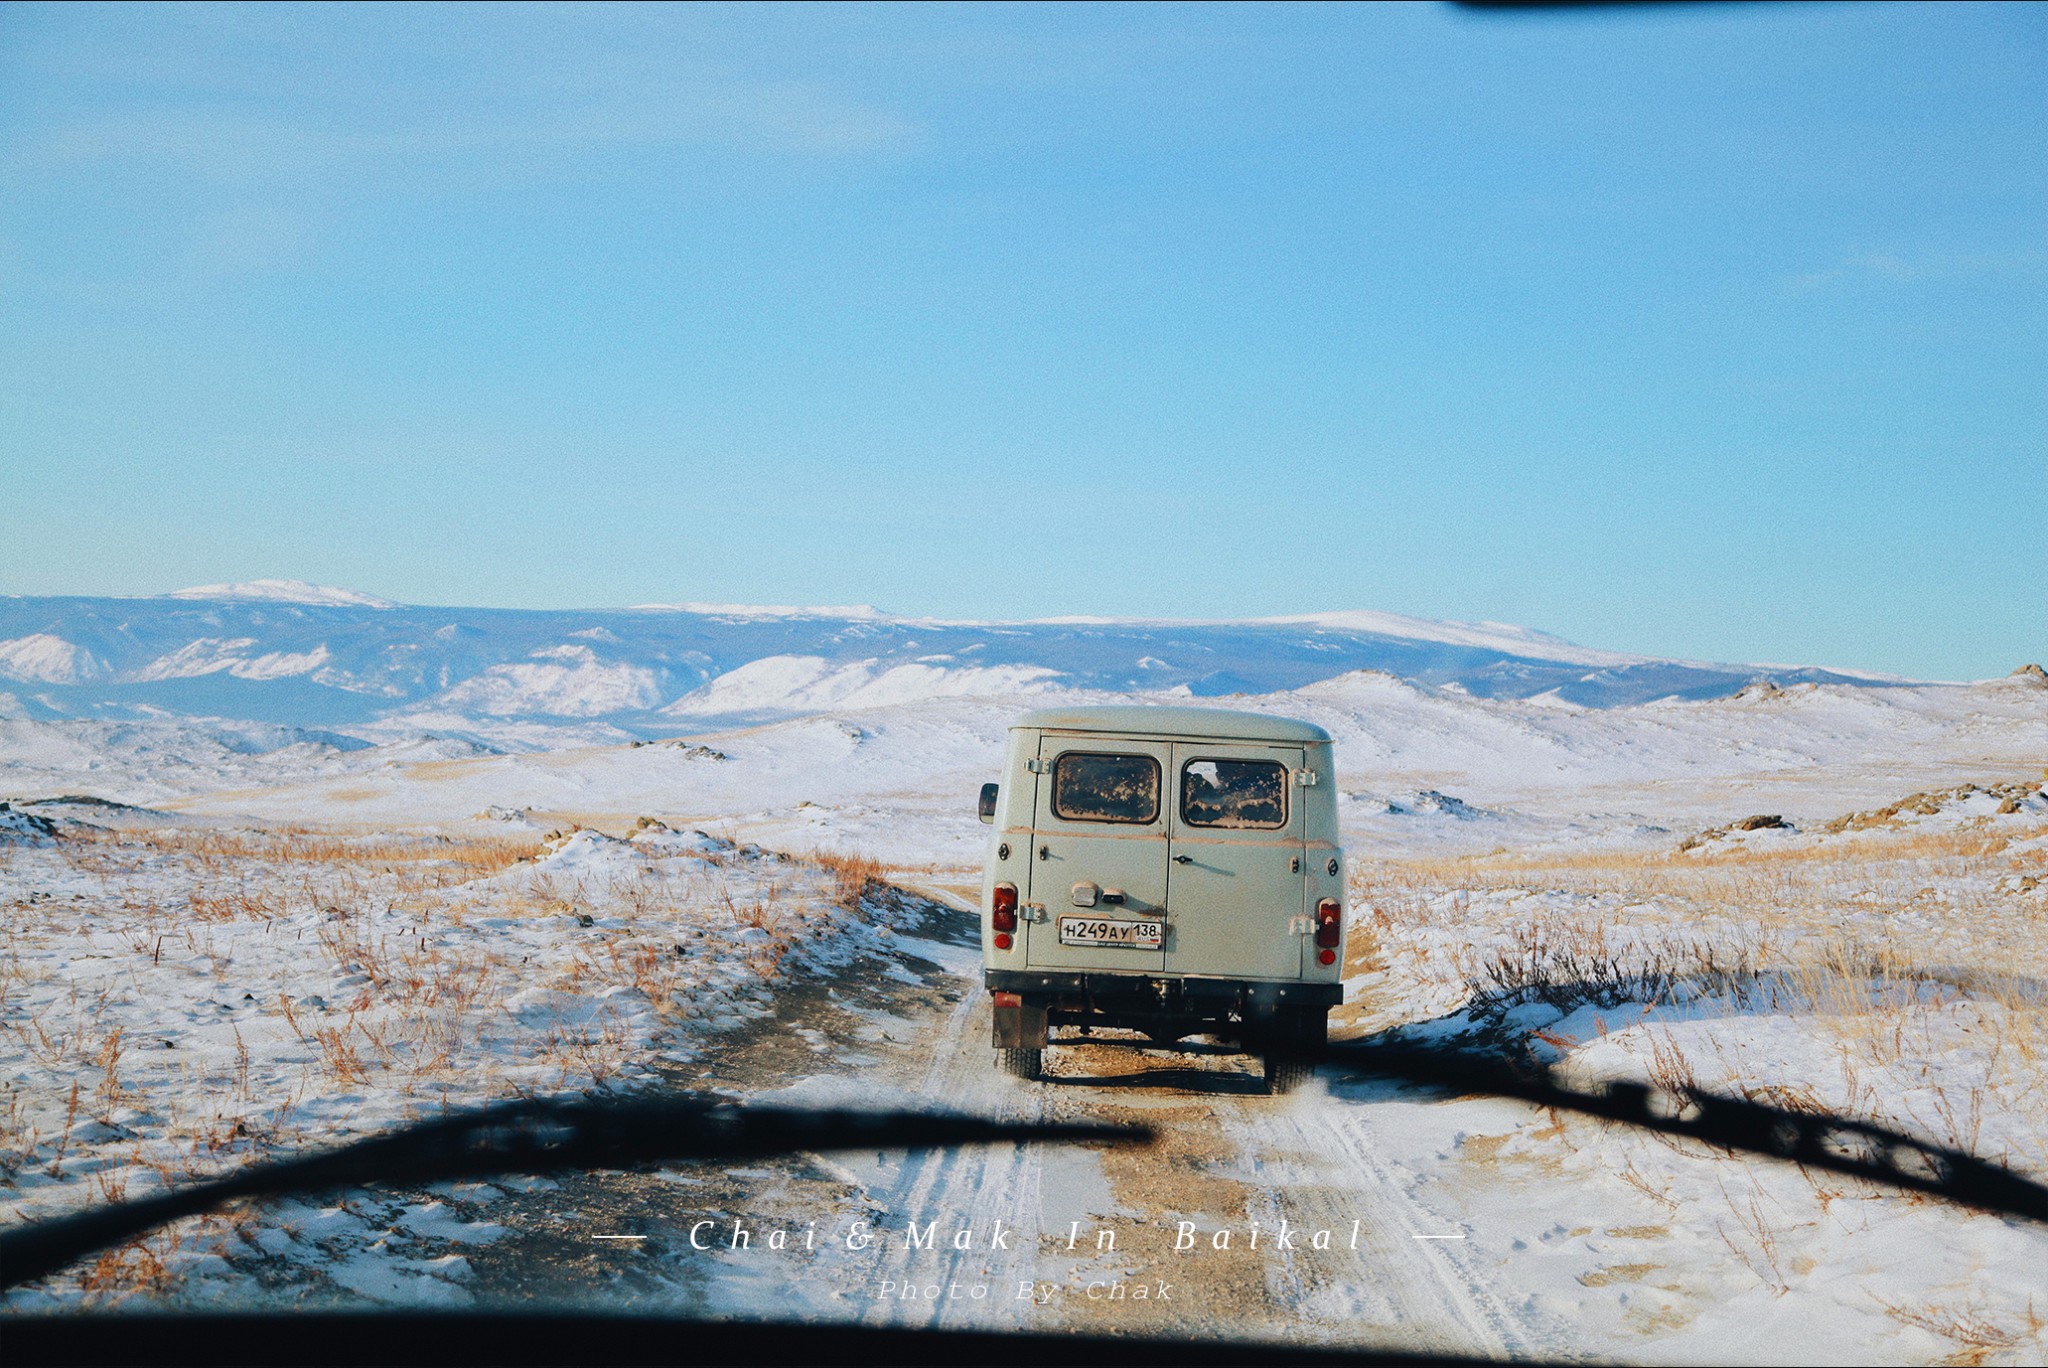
[1182,758,1287,829]
[1051,752,1160,823]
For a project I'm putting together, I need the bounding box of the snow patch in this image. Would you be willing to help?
[0,804,59,844]
[665,655,1062,718]
[0,634,109,685]
[434,646,663,717]
[133,639,340,683]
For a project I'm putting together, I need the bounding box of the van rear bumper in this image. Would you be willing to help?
[988,970,1336,1049]
[986,969,1340,1008]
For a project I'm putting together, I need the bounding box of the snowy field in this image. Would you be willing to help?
[0,811,930,1302]
[2,662,2044,1362]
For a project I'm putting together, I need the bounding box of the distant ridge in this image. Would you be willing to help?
[630,602,887,620]
[164,580,398,609]
[0,589,1931,734]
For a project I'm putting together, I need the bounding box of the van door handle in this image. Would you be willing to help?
[1173,855,1192,865]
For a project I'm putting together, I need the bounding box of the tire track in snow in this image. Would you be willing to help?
[1034,1040,1528,1354]
[848,986,1051,1330]
[658,895,1551,1352]
[1234,1086,1543,1357]
[891,888,1533,1348]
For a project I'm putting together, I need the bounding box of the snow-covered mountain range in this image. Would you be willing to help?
[0,582,1914,736]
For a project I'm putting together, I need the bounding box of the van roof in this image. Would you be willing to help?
[1008,704,1331,744]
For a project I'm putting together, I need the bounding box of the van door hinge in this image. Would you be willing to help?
[1025,758,1047,774]
[1292,768,1319,787]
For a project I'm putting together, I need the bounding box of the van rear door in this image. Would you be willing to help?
[1164,743,1306,981]
[1023,735,1170,974]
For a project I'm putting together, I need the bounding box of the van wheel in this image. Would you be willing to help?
[998,1047,1042,1081]
[1264,1054,1314,1095]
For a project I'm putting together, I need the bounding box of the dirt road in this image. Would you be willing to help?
[417,900,1551,1357]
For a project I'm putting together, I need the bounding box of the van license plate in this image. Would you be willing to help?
[1058,916,1164,950]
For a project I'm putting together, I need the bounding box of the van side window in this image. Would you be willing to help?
[1051,752,1160,823]
[1182,758,1287,829]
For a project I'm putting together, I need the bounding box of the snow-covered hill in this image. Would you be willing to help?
[0,589,1921,734]
[0,667,2024,873]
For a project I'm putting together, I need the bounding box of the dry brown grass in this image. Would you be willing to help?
[1876,1294,2047,1366]
[58,823,542,889]
[1346,819,2048,1177]
[1354,822,2048,984]
[0,1083,38,1176]
[0,819,930,1299]
[809,847,887,914]
[78,1231,179,1302]
[1714,1169,1791,1296]
[1458,912,1766,1014]
[1392,822,2043,1336]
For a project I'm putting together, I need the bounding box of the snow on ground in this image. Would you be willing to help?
[1,671,2043,1359]
[0,815,932,1306]
[21,671,2019,873]
[0,718,513,809]
[661,654,1065,718]
[433,645,667,717]
[1316,801,2048,1364]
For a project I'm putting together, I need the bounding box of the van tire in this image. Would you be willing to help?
[998,1047,1042,1081]
[1264,1054,1314,1096]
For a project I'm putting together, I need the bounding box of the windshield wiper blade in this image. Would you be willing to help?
[0,1094,1146,1292]
[1308,1041,2048,1225]
[10,1041,2039,1301]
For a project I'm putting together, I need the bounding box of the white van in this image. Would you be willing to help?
[975,705,1344,1093]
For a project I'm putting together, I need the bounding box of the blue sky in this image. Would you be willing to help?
[1,2,2041,679]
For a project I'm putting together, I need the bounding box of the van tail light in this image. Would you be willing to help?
[992,882,1018,934]
[1314,897,1341,949]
